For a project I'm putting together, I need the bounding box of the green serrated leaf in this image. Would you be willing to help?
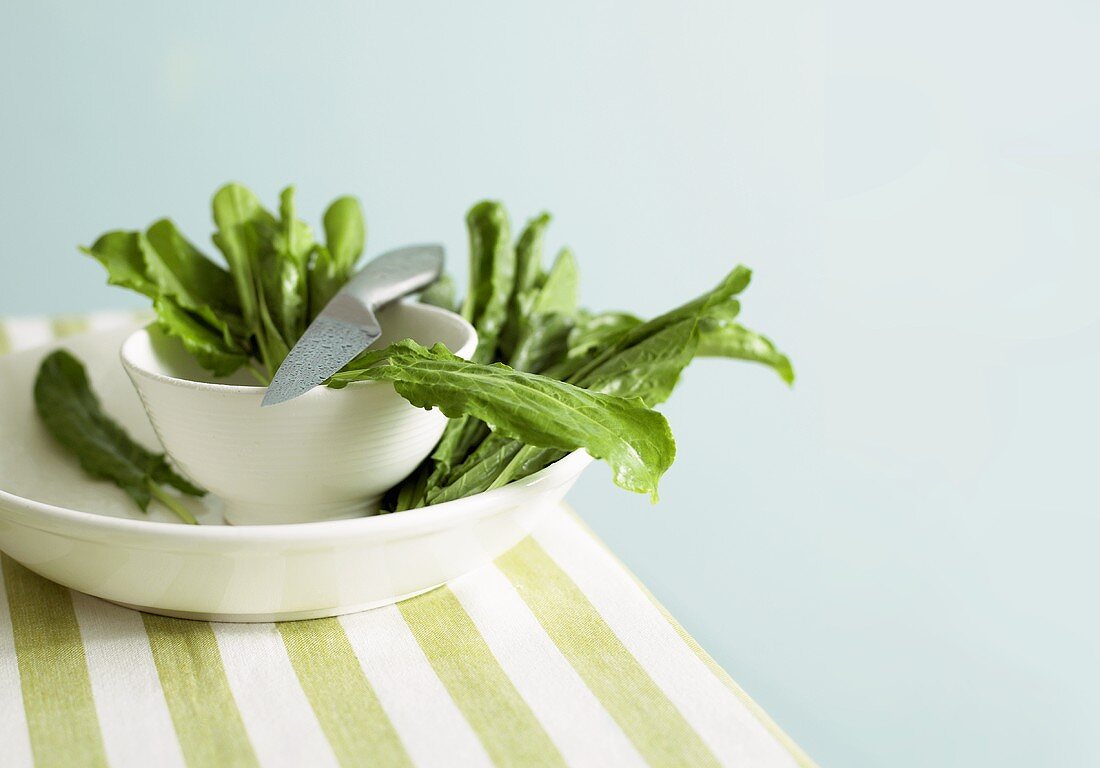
[81,231,159,299]
[153,296,249,378]
[332,340,674,500]
[322,196,366,276]
[462,201,515,363]
[697,320,795,385]
[211,182,277,331]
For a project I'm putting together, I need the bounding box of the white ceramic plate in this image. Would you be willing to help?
[0,322,591,621]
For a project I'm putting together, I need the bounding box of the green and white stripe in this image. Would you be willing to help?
[340,605,494,767]
[216,622,339,768]
[70,592,186,768]
[0,561,47,767]
[0,313,815,768]
[449,564,646,767]
[142,614,259,767]
[400,587,566,768]
[530,520,801,768]
[2,556,108,767]
[279,618,409,767]
[497,539,719,768]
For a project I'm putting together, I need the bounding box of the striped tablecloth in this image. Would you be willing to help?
[0,314,815,768]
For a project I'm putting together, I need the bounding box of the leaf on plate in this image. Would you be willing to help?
[34,349,202,523]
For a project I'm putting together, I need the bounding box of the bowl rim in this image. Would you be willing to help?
[0,449,593,543]
[119,299,478,395]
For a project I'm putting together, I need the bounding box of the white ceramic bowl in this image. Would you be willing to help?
[120,301,477,525]
[0,322,593,621]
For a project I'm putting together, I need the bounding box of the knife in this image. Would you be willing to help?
[260,244,444,407]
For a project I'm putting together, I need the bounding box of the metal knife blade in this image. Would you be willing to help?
[261,244,443,407]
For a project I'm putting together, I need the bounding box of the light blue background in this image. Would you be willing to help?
[3,2,1098,765]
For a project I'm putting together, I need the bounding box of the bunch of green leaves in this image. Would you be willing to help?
[83,184,366,382]
[337,202,794,511]
[69,186,791,517]
[34,350,204,524]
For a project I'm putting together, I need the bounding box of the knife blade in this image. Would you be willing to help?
[260,244,444,407]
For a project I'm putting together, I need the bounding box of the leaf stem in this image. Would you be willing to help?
[487,445,537,491]
[147,480,199,525]
[246,361,270,385]
[254,330,274,378]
